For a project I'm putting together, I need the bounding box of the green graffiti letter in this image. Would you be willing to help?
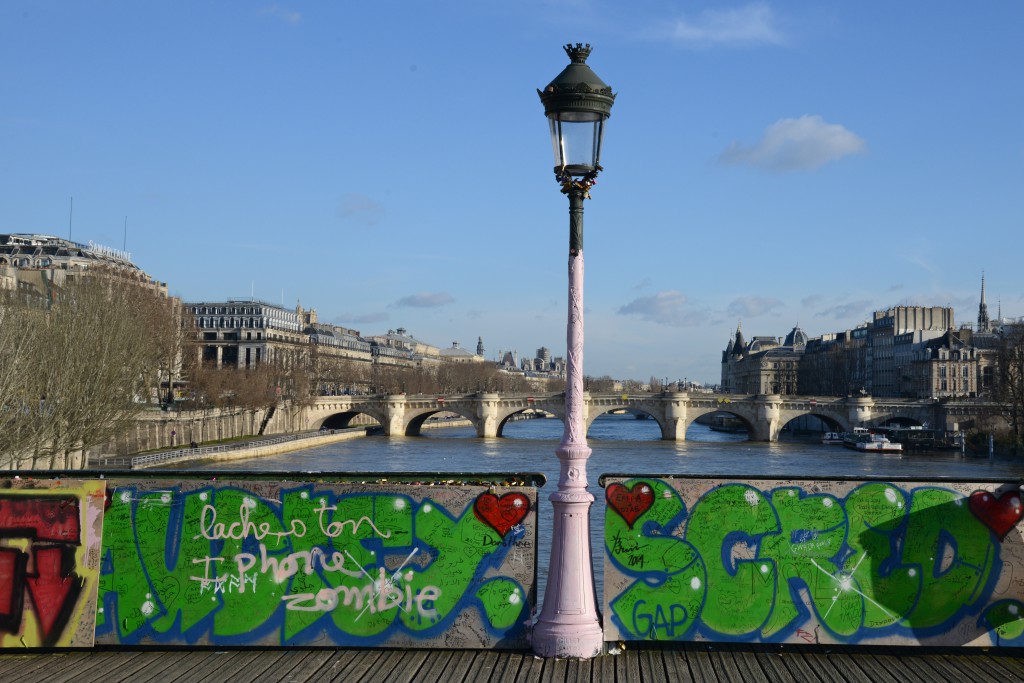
[901,487,996,629]
[687,484,778,636]
[606,479,704,640]
[844,483,917,630]
[759,488,854,638]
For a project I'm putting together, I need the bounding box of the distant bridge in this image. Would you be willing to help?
[266,393,990,442]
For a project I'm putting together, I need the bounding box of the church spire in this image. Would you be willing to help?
[732,320,746,356]
[978,272,990,332]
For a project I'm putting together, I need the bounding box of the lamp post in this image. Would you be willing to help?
[533,43,614,659]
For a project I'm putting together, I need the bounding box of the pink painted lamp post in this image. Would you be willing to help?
[532,43,615,659]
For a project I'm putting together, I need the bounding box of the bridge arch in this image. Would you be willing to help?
[583,399,670,440]
[494,409,560,438]
[688,407,757,439]
[318,410,383,431]
[684,404,759,440]
[403,405,482,436]
[776,411,851,437]
[585,405,669,439]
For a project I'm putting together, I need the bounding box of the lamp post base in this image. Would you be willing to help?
[532,619,604,659]
[532,442,603,659]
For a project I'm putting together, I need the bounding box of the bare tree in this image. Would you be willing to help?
[993,324,1024,448]
[0,271,169,468]
[143,296,191,404]
[0,292,49,466]
[620,378,644,393]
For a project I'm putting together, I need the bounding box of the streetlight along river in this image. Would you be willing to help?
[184,413,1024,607]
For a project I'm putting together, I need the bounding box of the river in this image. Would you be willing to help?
[184,414,1024,604]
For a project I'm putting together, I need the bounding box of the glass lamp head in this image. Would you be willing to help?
[538,43,615,177]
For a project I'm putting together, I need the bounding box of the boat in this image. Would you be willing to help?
[876,426,965,451]
[843,431,903,453]
[821,432,845,445]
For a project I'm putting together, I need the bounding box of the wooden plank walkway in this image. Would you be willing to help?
[1,645,1022,682]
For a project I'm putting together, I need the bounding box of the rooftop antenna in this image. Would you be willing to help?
[251,280,254,299]
[123,216,127,251]
[68,197,73,240]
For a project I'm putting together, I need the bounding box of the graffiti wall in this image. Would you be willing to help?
[0,479,105,648]
[0,476,538,649]
[603,476,1024,647]
[96,478,537,648]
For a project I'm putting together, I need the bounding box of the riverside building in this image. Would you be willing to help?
[0,233,167,297]
[722,281,1012,400]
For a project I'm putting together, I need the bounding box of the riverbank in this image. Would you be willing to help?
[125,417,475,470]
[152,428,369,469]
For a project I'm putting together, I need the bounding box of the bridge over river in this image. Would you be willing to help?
[270,392,991,442]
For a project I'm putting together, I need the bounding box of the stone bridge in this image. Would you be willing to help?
[279,392,969,442]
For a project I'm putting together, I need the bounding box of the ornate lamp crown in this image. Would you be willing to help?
[564,43,592,64]
[537,43,615,119]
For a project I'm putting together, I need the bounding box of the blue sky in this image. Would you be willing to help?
[3,2,1022,384]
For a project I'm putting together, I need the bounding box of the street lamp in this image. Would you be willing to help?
[533,43,614,659]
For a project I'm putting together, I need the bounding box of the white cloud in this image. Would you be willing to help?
[617,290,710,326]
[814,301,871,320]
[395,292,455,308]
[662,3,784,48]
[259,4,301,24]
[338,312,389,324]
[720,115,865,172]
[727,296,784,318]
[338,192,384,227]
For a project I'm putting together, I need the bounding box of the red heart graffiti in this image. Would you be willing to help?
[474,492,530,537]
[606,482,655,529]
[969,489,1024,540]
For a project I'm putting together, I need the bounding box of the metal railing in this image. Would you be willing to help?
[91,427,367,470]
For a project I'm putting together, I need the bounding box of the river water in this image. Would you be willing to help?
[185,414,1024,604]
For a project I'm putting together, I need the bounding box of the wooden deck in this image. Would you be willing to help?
[1,645,1022,682]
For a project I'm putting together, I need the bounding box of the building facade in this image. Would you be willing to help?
[868,306,954,397]
[1,233,168,297]
[723,306,977,398]
[721,324,806,395]
[189,299,307,370]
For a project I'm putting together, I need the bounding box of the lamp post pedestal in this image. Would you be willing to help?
[532,443,603,658]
